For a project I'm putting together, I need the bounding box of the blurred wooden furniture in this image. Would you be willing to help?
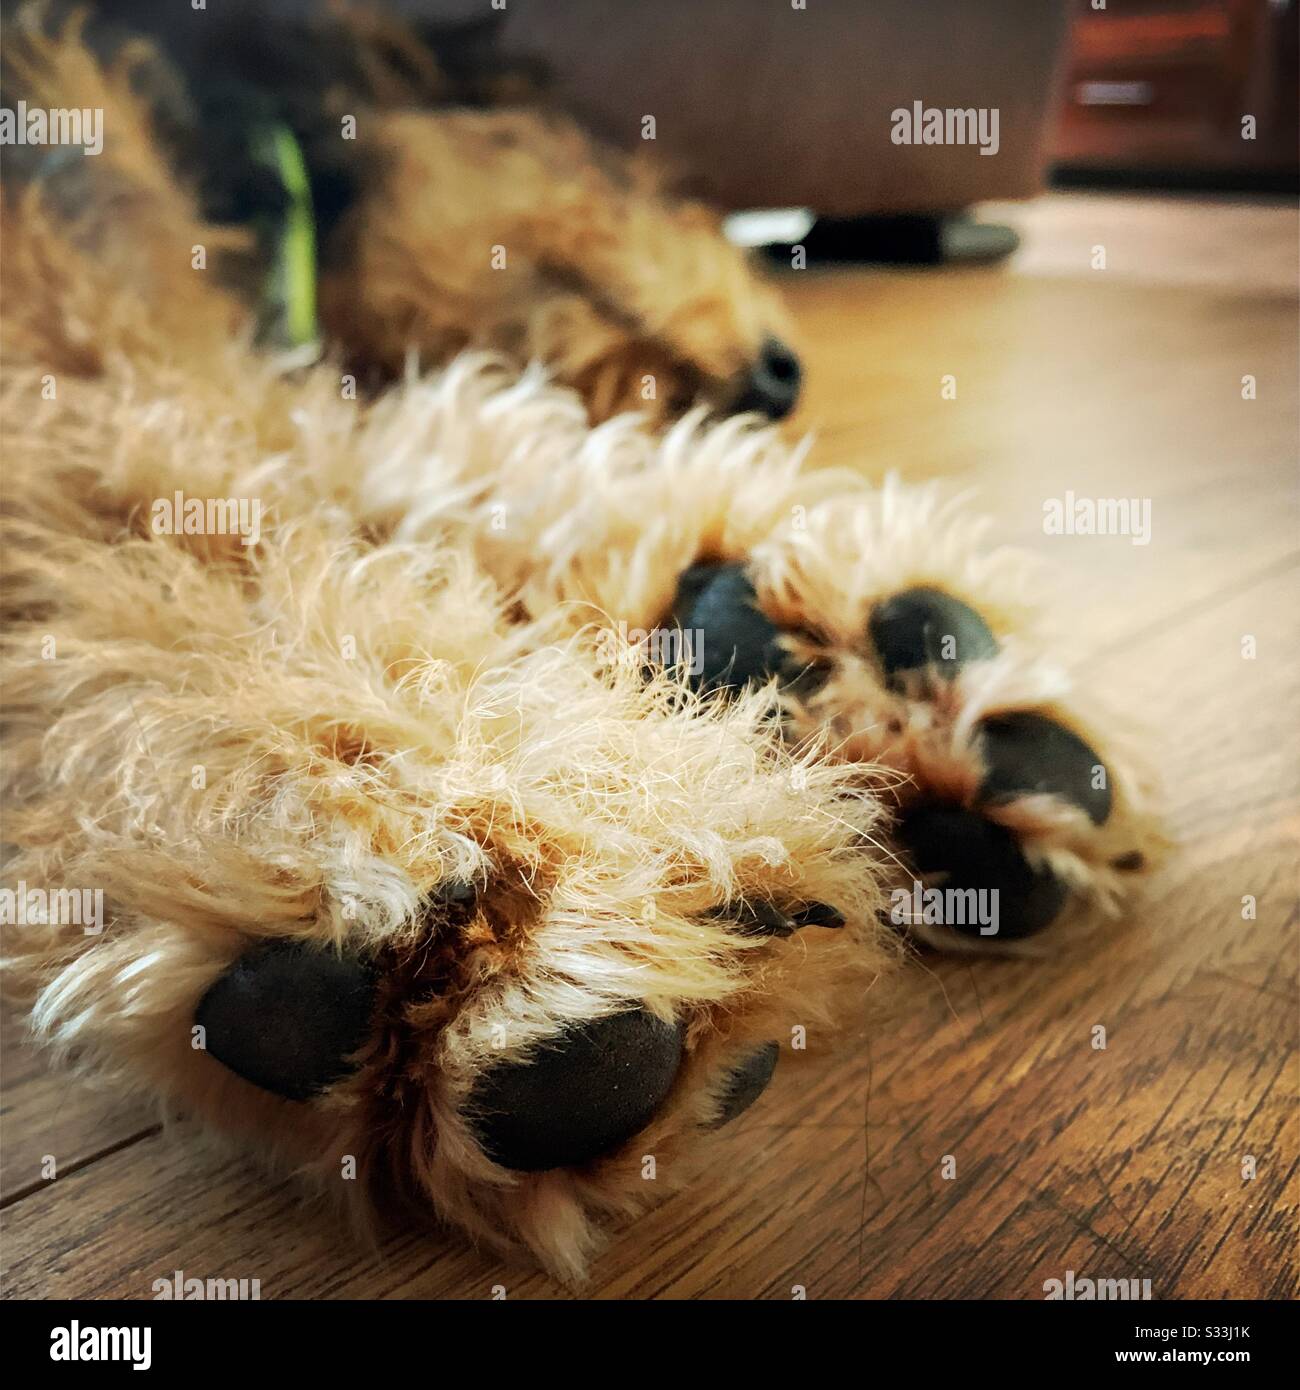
[104,0,1075,215]
[1053,0,1299,181]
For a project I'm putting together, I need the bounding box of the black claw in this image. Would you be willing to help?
[896,805,1070,940]
[717,899,797,936]
[672,562,787,694]
[867,587,998,688]
[195,941,377,1101]
[977,711,1113,825]
[789,901,846,930]
[469,1009,685,1172]
[709,1042,780,1128]
[710,899,845,937]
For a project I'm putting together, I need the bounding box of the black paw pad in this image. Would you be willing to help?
[868,587,998,688]
[195,941,377,1101]
[976,712,1112,825]
[897,805,1069,940]
[709,1042,779,1128]
[672,562,787,694]
[470,1008,685,1172]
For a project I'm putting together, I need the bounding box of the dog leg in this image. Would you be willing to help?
[449,413,1162,950]
[318,104,799,423]
[2,245,895,1283]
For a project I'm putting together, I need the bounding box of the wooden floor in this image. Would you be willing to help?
[3,194,1297,1300]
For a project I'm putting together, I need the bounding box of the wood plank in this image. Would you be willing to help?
[0,1003,156,1206]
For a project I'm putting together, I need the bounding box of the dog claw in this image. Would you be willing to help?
[711,899,845,937]
[709,1042,779,1128]
[789,901,846,930]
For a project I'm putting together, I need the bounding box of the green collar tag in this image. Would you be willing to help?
[251,123,320,352]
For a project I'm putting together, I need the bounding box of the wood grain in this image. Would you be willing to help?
[0,1006,157,1207]
[2,193,1296,1300]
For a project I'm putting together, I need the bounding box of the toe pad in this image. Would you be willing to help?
[674,562,786,694]
[978,711,1112,825]
[196,942,377,1101]
[868,587,998,687]
[470,1008,685,1171]
[898,805,1069,939]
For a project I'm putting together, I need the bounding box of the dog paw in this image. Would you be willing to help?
[194,877,858,1167]
[171,688,891,1283]
[671,538,1158,949]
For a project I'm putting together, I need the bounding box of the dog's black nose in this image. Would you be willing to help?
[733,337,802,420]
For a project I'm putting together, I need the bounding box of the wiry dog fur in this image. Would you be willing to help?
[1,166,895,1280]
[1,13,1158,1280]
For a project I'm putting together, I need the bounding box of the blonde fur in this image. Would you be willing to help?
[2,158,894,1282]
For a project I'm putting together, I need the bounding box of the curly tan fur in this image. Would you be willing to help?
[1,11,1160,1284]
[1,171,897,1278]
[319,105,794,422]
